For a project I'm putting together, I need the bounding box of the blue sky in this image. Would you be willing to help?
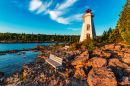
[0,0,126,35]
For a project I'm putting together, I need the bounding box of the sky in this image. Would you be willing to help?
[0,0,126,36]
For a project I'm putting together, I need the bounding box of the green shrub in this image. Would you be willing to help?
[69,43,81,50]
[125,45,130,48]
[55,41,59,46]
[102,40,109,44]
[69,36,97,50]
[61,42,67,47]
[19,73,25,81]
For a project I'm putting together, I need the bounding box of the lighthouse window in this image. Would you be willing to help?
[87,24,90,30]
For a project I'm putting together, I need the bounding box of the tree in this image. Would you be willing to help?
[117,0,130,44]
[109,27,123,43]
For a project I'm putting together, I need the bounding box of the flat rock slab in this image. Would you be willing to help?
[87,67,117,86]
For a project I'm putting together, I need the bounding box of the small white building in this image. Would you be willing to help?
[79,7,96,42]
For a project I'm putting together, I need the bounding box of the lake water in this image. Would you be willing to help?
[0,43,61,51]
[0,51,40,77]
[0,43,64,77]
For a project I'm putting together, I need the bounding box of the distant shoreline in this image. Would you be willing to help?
[0,40,67,43]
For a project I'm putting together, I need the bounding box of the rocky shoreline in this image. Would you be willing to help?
[0,40,67,43]
[1,44,130,86]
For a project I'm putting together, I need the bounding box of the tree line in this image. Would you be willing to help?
[0,32,80,43]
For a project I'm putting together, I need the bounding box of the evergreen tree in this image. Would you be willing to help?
[117,0,130,44]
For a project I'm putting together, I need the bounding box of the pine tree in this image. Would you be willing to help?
[117,0,130,44]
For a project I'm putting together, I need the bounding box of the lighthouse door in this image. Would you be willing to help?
[86,33,90,38]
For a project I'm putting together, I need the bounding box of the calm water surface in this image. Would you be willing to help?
[0,43,64,77]
[0,51,40,77]
[0,43,62,51]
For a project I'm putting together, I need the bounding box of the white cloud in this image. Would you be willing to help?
[28,0,83,24]
[55,3,59,8]
[58,0,77,10]
[29,0,42,11]
[36,0,52,14]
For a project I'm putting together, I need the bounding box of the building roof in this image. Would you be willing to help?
[85,7,92,13]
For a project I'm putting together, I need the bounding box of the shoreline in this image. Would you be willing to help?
[1,44,130,85]
[0,40,68,43]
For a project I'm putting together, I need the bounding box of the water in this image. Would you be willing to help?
[0,43,63,51]
[0,51,40,77]
[0,43,64,77]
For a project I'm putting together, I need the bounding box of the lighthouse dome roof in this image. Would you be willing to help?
[85,7,91,13]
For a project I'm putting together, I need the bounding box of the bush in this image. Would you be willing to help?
[55,41,59,46]
[70,36,97,50]
[19,73,25,81]
[125,45,130,48]
[102,40,109,44]
[69,43,81,50]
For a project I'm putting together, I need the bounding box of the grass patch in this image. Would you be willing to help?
[19,73,25,81]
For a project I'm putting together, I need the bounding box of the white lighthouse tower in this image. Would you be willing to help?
[80,7,96,42]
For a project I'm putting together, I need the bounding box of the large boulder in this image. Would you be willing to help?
[64,53,73,60]
[71,54,89,66]
[89,57,107,68]
[122,54,130,64]
[108,58,130,71]
[108,58,130,77]
[74,67,87,80]
[87,67,117,86]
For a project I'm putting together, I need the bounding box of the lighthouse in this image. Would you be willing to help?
[79,7,96,42]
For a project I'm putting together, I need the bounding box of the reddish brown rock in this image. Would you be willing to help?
[81,50,92,55]
[121,48,130,53]
[71,54,89,66]
[87,67,117,86]
[105,44,115,50]
[122,54,130,64]
[74,67,87,80]
[108,58,130,77]
[115,45,121,51]
[89,57,107,68]
[58,69,73,78]
[118,77,130,86]
[33,45,45,50]
[108,58,130,71]
[101,51,111,58]
[93,50,111,58]
[117,51,124,57]
[23,65,28,69]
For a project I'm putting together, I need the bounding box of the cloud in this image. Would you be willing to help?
[58,0,77,10]
[36,0,52,14]
[29,0,42,11]
[28,0,83,24]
